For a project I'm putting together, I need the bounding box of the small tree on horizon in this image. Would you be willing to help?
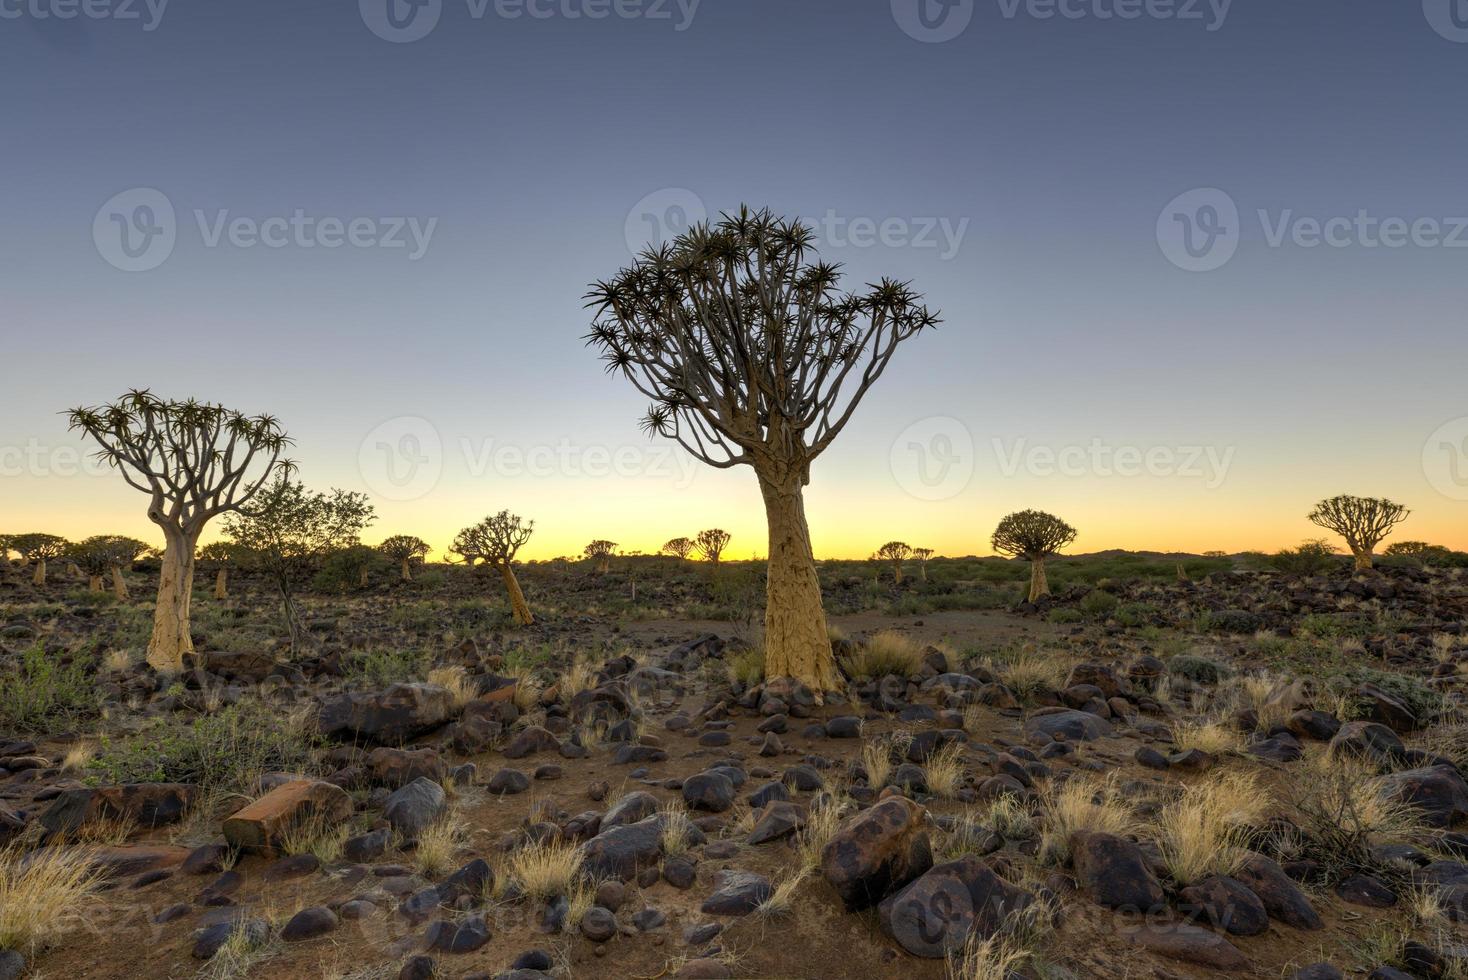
[450,511,535,626]
[197,540,245,598]
[991,510,1077,602]
[11,533,68,587]
[586,207,938,695]
[1308,495,1410,572]
[873,541,912,584]
[69,391,291,672]
[70,535,135,593]
[912,547,934,582]
[694,528,731,565]
[662,536,694,560]
[379,534,431,582]
[584,539,618,575]
[102,536,149,599]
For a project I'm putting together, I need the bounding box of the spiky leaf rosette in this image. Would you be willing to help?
[991,510,1077,561]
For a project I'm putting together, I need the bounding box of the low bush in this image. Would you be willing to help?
[0,644,100,735]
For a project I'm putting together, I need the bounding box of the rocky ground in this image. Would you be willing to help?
[3,556,1468,979]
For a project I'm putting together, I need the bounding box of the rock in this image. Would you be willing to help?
[1329,721,1406,768]
[399,955,436,979]
[747,801,805,845]
[662,856,696,889]
[368,747,446,788]
[424,915,492,953]
[318,683,454,744]
[439,858,494,906]
[826,716,863,738]
[682,772,736,813]
[1024,709,1111,742]
[1123,922,1248,970]
[181,843,231,875]
[222,779,352,855]
[0,952,23,980]
[699,870,772,916]
[781,765,823,792]
[504,726,561,759]
[1134,747,1169,770]
[579,906,618,941]
[1292,965,1344,980]
[674,959,732,979]
[595,880,626,911]
[1380,766,1468,828]
[1065,663,1130,698]
[1335,873,1398,908]
[582,814,706,881]
[86,844,191,878]
[603,791,660,829]
[488,768,531,795]
[1070,832,1165,912]
[204,649,280,681]
[877,855,1034,958]
[1357,683,1417,732]
[748,781,790,809]
[1248,734,1304,763]
[343,828,392,862]
[1287,710,1341,742]
[41,783,196,836]
[1178,875,1269,936]
[192,917,269,960]
[1233,853,1323,930]
[820,796,933,911]
[385,777,447,837]
[281,906,339,941]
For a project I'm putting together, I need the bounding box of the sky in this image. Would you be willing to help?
[2,0,1466,560]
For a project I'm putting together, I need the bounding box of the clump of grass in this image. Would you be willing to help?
[1232,671,1300,732]
[0,644,100,735]
[796,797,848,872]
[841,631,923,680]
[555,657,597,704]
[924,741,966,799]
[948,899,1055,979]
[0,844,105,955]
[861,737,895,789]
[725,647,765,688]
[983,795,1037,841]
[753,868,809,919]
[507,838,585,902]
[411,813,466,877]
[990,647,1067,701]
[427,665,478,712]
[61,741,96,773]
[1170,718,1242,755]
[196,919,278,980]
[1154,770,1268,885]
[1290,754,1430,880]
[279,808,352,865]
[1038,775,1139,865]
[659,806,695,858]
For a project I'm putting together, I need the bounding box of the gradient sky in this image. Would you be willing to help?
[3,0,1466,560]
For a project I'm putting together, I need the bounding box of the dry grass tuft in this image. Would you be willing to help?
[1038,775,1138,865]
[278,808,352,864]
[60,741,96,773]
[991,648,1068,701]
[0,844,105,955]
[796,797,848,872]
[1154,770,1268,885]
[659,806,695,858]
[861,738,895,790]
[982,794,1037,841]
[411,813,467,877]
[1171,718,1243,755]
[725,647,765,688]
[947,898,1055,979]
[1291,754,1431,877]
[924,741,967,800]
[841,631,923,680]
[427,665,478,712]
[753,868,809,919]
[507,838,585,902]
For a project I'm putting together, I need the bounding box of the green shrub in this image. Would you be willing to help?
[0,644,100,734]
[1113,602,1159,628]
[725,647,765,687]
[1199,609,1262,635]
[1047,608,1084,625]
[1078,591,1119,618]
[344,647,429,687]
[1168,654,1230,685]
[1322,667,1443,725]
[1264,540,1341,577]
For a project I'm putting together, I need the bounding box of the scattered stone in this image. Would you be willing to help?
[821,796,933,911]
[385,777,447,837]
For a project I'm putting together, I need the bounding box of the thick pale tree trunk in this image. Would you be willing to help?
[149,531,198,674]
[893,564,904,585]
[757,470,838,694]
[111,566,130,600]
[400,558,412,582]
[1028,557,1050,602]
[214,568,228,599]
[499,564,534,626]
[1354,550,1373,572]
[33,559,46,586]
[919,563,927,583]
[359,567,369,588]
[88,575,104,592]
[597,556,610,575]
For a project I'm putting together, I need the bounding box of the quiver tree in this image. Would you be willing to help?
[991,510,1077,602]
[197,541,243,599]
[874,541,912,584]
[12,533,69,586]
[587,209,937,694]
[68,391,290,673]
[694,528,731,565]
[450,511,535,626]
[378,535,430,582]
[102,536,149,599]
[222,477,375,648]
[912,547,933,582]
[584,539,618,574]
[1308,495,1410,572]
[662,536,694,560]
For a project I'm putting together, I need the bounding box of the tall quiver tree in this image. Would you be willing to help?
[694,528,731,565]
[587,208,938,694]
[662,537,694,560]
[379,535,430,582]
[584,540,617,574]
[874,541,912,584]
[1308,495,1410,572]
[68,392,290,673]
[991,510,1077,603]
[450,511,535,626]
[103,536,149,600]
[912,547,933,582]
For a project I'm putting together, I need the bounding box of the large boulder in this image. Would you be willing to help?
[1024,708,1112,742]
[1070,832,1165,913]
[384,777,447,837]
[1328,721,1406,768]
[1233,853,1323,930]
[41,783,196,837]
[318,683,453,743]
[222,779,352,855]
[581,814,706,882]
[877,856,1033,958]
[1380,766,1468,828]
[821,797,933,911]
